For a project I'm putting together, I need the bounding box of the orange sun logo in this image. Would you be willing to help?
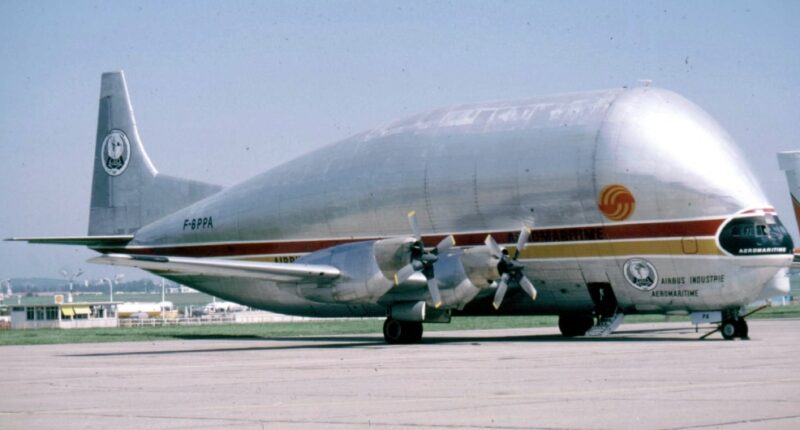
[598,184,636,221]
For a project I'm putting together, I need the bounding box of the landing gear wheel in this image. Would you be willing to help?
[558,314,594,337]
[734,319,749,339]
[383,318,423,344]
[720,320,737,340]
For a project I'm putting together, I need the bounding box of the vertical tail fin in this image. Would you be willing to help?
[89,71,222,235]
[777,151,800,232]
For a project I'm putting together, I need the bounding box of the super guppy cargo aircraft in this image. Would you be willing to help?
[9,72,795,343]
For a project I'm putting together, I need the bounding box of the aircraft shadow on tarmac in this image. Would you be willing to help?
[63,326,727,358]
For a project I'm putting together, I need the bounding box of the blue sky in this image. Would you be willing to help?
[1,0,798,280]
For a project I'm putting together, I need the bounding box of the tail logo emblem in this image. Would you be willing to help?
[598,184,636,221]
[101,130,131,176]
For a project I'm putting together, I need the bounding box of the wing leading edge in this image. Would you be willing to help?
[89,253,340,283]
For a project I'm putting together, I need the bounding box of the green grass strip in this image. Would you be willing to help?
[1,305,798,346]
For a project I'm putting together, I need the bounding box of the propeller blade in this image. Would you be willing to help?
[407,211,421,241]
[492,277,508,310]
[436,235,455,253]
[427,278,443,308]
[514,227,531,260]
[519,276,537,301]
[484,235,503,258]
[394,264,417,286]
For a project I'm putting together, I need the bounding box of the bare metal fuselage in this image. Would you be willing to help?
[114,86,791,318]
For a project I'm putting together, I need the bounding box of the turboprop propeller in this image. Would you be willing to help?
[393,211,454,308]
[485,227,537,309]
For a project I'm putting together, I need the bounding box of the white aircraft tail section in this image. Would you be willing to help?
[89,71,222,235]
[777,151,800,232]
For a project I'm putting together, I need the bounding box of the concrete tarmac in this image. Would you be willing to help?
[1,319,799,430]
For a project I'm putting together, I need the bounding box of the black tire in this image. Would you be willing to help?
[383,318,423,344]
[405,321,423,343]
[721,320,737,340]
[734,319,749,339]
[383,318,403,344]
[558,314,594,337]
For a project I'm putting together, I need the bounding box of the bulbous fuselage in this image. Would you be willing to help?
[126,86,792,317]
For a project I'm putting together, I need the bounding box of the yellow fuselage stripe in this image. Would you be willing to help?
[518,238,722,259]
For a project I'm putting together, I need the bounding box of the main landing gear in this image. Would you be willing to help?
[383,318,423,344]
[558,283,622,338]
[558,314,595,337]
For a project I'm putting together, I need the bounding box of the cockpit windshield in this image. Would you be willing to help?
[719,215,793,256]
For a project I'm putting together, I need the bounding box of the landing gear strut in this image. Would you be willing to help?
[383,318,423,344]
[699,305,767,340]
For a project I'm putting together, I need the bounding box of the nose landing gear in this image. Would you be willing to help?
[720,319,749,340]
[700,305,767,340]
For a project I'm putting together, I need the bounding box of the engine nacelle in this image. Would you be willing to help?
[296,241,392,304]
[372,236,417,281]
[295,237,509,310]
[459,245,501,289]
[428,250,479,308]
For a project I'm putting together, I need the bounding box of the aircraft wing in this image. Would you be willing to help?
[89,253,340,283]
[6,235,134,248]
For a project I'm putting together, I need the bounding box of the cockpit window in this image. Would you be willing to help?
[731,224,753,237]
[718,215,793,256]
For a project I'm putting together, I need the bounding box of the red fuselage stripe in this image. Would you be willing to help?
[108,218,725,258]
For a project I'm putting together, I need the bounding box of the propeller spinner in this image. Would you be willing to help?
[393,211,454,308]
[485,227,537,310]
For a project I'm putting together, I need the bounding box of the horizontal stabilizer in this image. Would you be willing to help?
[5,235,133,248]
[89,253,340,283]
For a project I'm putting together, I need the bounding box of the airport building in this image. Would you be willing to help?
[8,302,118,329]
